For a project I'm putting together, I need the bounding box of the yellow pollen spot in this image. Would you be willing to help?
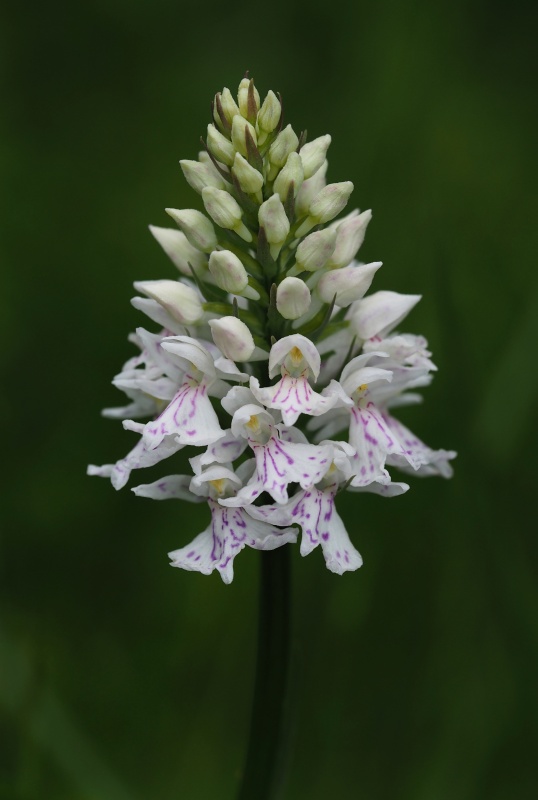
[290,346,303,366]
[246,414,261,433]
[209,479,226,496]
[358,383,368,393]
[327,461,337,474]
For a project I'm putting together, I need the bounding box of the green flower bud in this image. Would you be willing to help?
[276,277,311,320]
[257,90,281,135]
[268,125,299,169]
[218,87,240,126]
[202,187,252,242]
[295,227,337,272]
[258,194,290,258]
[295,161,327,219]
[133,279,203,324]
[166,208,218,253]
[207,123,235,166]
[238,78,260,121]
[179,159,225,194]
[231,115,257,158]
[149,225,208,276]
[208,250,249,294]
[232,152,264,195]
[299,134,331,179]
[295,181,354,237]
[273,152,304,201]
[209,316,255,362]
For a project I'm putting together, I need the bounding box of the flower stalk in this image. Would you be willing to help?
[238,547,292,800]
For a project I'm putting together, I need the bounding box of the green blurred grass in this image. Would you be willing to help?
[1,0,537,797]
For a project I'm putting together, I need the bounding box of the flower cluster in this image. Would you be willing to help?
[88,76,455,583]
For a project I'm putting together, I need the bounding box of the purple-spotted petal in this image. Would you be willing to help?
[143,378,224,449]
[168,499,296,584]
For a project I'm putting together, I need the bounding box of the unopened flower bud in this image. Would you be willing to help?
[276,277,311,320]
[134,279,203,324]
[237,78,260,122]
[257,90,281,135]
[231,115,257,158]
[317,262,382,306]
[149,225,207,276]
[208,250,249,294]
[166,208,218,253]
[350,291,422,340]
[268,125,299,168]
[299,134,331,179]
[209,316,255,362]
[296,181,354,237]
[207,123,235,166]
[179,159,225,194]
[328,210,372,268]
[214,87,240,129]
[295,161,327,218]
[258,194,290,258]
[295,227,337,272]
[232,153,263,194]
[273,152,304,201]
[202,186,240,228]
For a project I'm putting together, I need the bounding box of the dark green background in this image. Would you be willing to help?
[2,0,537,797]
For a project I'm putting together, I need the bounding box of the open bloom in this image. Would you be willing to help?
[88,75,455,582]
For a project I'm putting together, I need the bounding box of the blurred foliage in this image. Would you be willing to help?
[1,0,537,797]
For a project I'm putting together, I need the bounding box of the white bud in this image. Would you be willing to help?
[179,159,225,194]
[208,250,249,294]
[295,227,337,272]
[209,316,255,362]
[201,187,252,243]
[295,181,354,237]
[258,194,290,257]
[328,210,372,268]
[299,135,331,179]
[134,279,203,324]
[273,152,304,201]
[350,291,422,340]
[232,153,263,194]
[276,277,311,320]
[268,125,299,168]
[295,161,327,219]
[149,226,207,276]
[166,208,218,253]
[207,123,235,166]
[257,90,281,134]
[238,78,260,120]
[317,262,382,306]
[231,115,257,158]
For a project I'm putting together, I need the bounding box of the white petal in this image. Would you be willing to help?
[88,434,183,490]
[268,334,321,379]
[251,436,332,504]
[189,429,248,475]
[160,336,216,378]
[132,475,203,501]
[348,402,408,487]
[221,385,258,416]
[250,374,339,426]
[383,413,457,478]
[351,291,421,340]
[130,296,187,334]
[143,380,224,449]
[168,500,296,584]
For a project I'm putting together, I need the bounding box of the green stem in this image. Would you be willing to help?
[237,546,293,800]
